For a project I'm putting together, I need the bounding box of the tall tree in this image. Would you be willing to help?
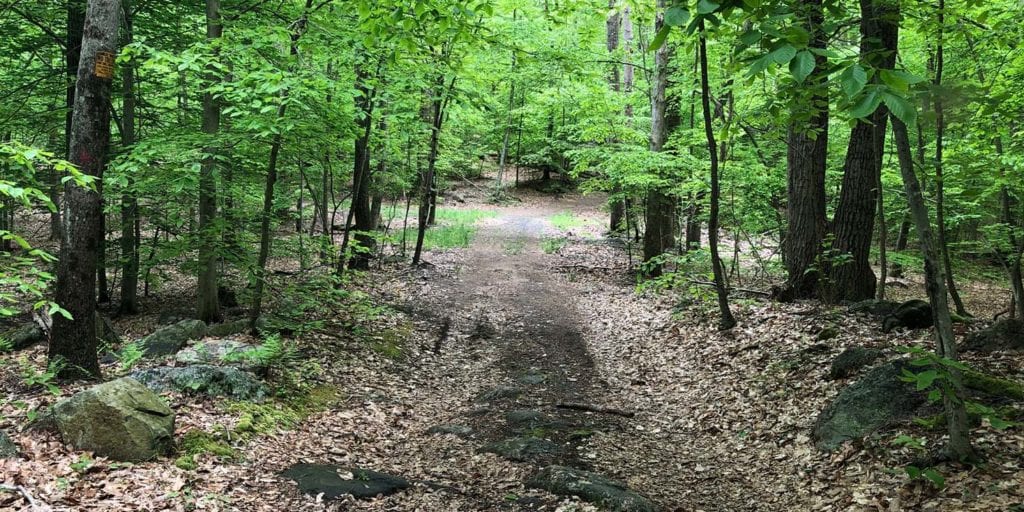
[50,0,121,379]
[930,0,968,317]
[347,60,377,270]
[697,16,735,330]
[642,1,676,276]
[826,0,898,302]
[892,113,976,462]
[780,0,828,300]
[197,0,222,323]
[118,0,140,314]
[606,1,624,233]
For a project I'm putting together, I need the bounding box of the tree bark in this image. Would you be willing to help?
[931,0,969,317]
[826,0,897,302]
[50,0,121,379]
[642,3,675,275]
[56,0,87,242]
[781,0,828,300]
[413,75,454,265]
[698,18,736,330]
[118,0,140,314]
[892,114,976,462]
[197,0,222,323]
[348,63,376,270]
[607,1,624,233]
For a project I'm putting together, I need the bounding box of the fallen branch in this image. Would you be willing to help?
[0,484,43,510]
[688,280,771,297]
[555,402,636,418]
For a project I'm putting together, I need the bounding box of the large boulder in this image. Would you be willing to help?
[48,377,174,462]
[829,347,883,380]
[813,361,926,451]
[963,319,1024,353]
[848,299,900,318]
[281,464,410,499]
[1,323,44,351]
[175,339,261,367]
[526,465,657,512]
[141,319,207,357]
[131,365,267,401]
[882,300,933,333]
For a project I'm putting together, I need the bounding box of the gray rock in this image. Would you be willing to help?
[204,317,250,337]
[476,386,522,402]
[480,437,559,462]
[96,313,120,345]
[816,326,840,341]
[157,310,191,325]
[882,300,932,333]
[813,361,926,451]
[963,319,1024,353]
[829,347,884,380]
[519,372,547,385]
[506,409,545,427]
[1,323,44,351]
[175,339,260,366]
[131,365,267,401]
[526,465,657,512]
[426,424,473,437]
[48,377,174,462]
[0,431,18,458]
[282,464,410,499]
[848,299,900,318]
[142,319,207,357]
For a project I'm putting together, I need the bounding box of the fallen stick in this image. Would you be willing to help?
[688,280,771,297]
[555,402,636,418]
[0,484,43,511]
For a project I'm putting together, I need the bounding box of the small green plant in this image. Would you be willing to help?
[174,429,236,471]
[115,341,144,372]
[549,210,587,231]
[20,358,64,395]
[904,465,946,489]
[223,333,296,369]
[541,237,567,254]
[70,455,94,473]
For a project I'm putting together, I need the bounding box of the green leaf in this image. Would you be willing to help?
[882,91,917,125]
[914,369,939,390]
[648,25,671,52]
[922,469,945,489]
[769,44,796,64]
[849,88,882,119]
[789,50,815,83]
[738,29,761,47]
[665,6,690,27]
[697,0,720,14]
[840,64,868,98]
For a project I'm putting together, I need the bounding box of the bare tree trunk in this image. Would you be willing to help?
[197,0,222,323]
[827,0,897,302]
[118,0,140,314]
[606,1,624,232]
[698,18,736,330]
[50,0,121,379]
[250,0,313,330]
[892,114,976,463]
[347,62,376,270]
[413,75,454,265]
[931,0,968,317]
[642,2,675,275]
[780,0,828,300]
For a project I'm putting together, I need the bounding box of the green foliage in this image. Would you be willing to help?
[20,358,64,396]
[223,333,297,369]
[114,341,145,372]
[174,429,237,471]
[541,237,567,254]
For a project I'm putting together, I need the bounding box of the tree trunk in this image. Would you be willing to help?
[606,1,625,233]
[781,0,828,300]
[413,75,454,265]
[827,0,897,302]
[197,0,222,324]
[348,63,376,270]
[50,0,121,379]
[642,3,675,275]
[250,0,313,330]
[698,18,736,330]
[931,0,969,317]
[118,0,140,314]
[56,0,87,242]
[890,214,910,278]
[892,114,976,462]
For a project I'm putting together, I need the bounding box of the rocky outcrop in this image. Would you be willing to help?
[131,365,267,401]
[141,319,207,357]
[526,465,657,512]
[281,464,410,499]
[48,377,174,462]
[963,319,1024,353]
[828,347,883,380]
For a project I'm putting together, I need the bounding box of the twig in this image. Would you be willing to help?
[0,484,43,510]
[554,402,636,418]
[688,280,771,297]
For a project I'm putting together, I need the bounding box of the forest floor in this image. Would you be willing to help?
[2,179,1023,511]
